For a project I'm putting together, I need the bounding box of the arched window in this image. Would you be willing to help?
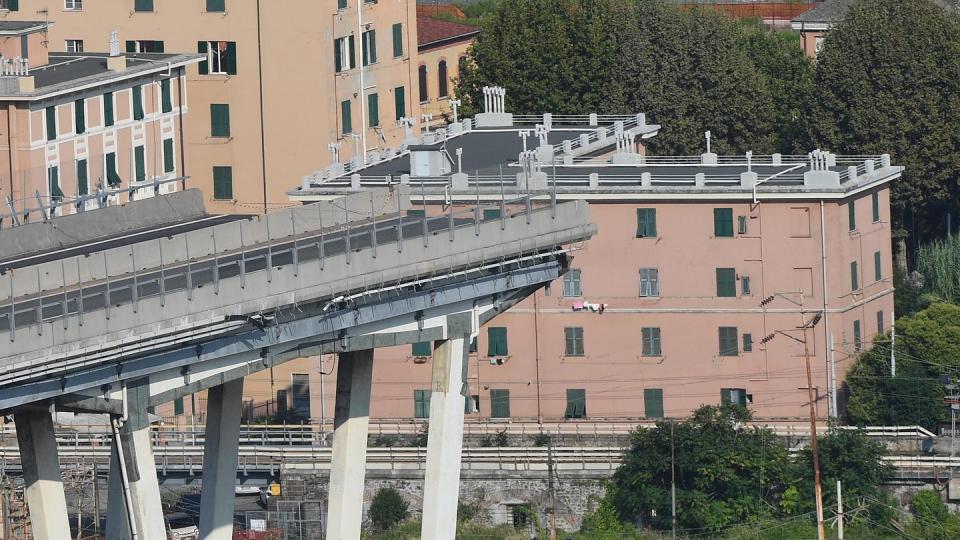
[438,60,448,98]
[418,64,428,103]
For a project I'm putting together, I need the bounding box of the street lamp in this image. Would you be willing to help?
[761,294,826,540]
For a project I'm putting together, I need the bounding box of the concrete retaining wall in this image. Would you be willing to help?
[0,189,207,262]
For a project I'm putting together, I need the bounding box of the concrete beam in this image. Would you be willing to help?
[199,378,244,540]
[56,394,123,415]
[14,409,70,540]
[421,334,470,540]
[326,349,374,540]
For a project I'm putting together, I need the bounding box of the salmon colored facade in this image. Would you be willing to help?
[416,14,477,124]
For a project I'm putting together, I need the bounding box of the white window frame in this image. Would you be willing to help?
[334,36,354,73]
[206,40,229,74]
[65,39,84,53]
[639,268,659,298]
[64,0,83,10]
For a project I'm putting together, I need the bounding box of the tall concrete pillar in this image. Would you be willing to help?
[14,409,70,540]
[199,378,244,540]
[420,335,469,540]
[325,349,374,540]
[105,378,166,540]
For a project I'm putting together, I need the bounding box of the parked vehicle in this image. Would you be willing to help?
[165,512,199,540]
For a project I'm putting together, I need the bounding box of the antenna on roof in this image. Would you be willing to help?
[108,30,121,57]
[328,143,341,165]
[704,131,711,154]
[518,130,531,153]
[448,99,461,124]
[421,114,433,136]
[746,151,753,173]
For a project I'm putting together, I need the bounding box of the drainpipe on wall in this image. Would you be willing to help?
[819,200,836,418]
[357,0,367,162]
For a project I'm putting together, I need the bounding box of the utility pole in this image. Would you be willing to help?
[547,437,557,540]
[671,420,677,540]
[837,480,844,540]
[890,309,896,376]
[93,459,101,537]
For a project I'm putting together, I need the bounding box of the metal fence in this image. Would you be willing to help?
[243,501,323,540]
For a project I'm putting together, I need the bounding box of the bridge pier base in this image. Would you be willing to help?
[199,378,244,540]
[14,409,71,540]
[325,349,374,540]
[421,335,470,540]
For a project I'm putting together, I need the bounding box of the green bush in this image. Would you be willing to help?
[368,488,410,532]
[907,490,960,539]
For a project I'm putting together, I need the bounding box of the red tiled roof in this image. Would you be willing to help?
[417,14,479,48]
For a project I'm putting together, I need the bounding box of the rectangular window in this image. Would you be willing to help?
[406,209,425,218]
[716,268,737,297]
[487,327,508,357]
[636,208,656,237]
[641,327,661,356]
[338,0,346,8]
[341,100,352,134]
[874,251,882,282]
[643,389,664,419]
[134,145,146,182]
[741,275,751,295]
[563,269,582,297]
[132,85,144,120]
[367,92,379,127]
[161,79,172,113]
[414,389,431,418]
[134,0,153,12]
[564,389,586,419]
[721,388,748,406]
[76,159,88,195]
[738,215,748,235]
[163,139,175,173]
[291,374,310,420]
[65,0,83,11]
[412,341,431,357]
[333,36,356,73]
[743,333,753,353]
[418,65,428,102]
[48,166,62,201]
[872,192,880,222]
[65,39,83,52]
[74,99,85,134]
[848,200,856,231]
[483,208,501,220]
[105,152,121,186]
[276,390,288,416]
[639,268,659,297]
[45,105,56,141]
[714,208,734,237]
[362,29,377,66]
[210,103,230,137]
[851,261,859,292]
[853,320,862,352]
[490,389,510,418]
[392,23,403,58]
[466,395,479,414]
[173,397,184,416]
[103,92,114,127]
[206,0,225,12]
[719,327,738,356]
[213,166,233,200]
[564,327,584,356]
[126,40,164,53]
[394,86,406,121]
[877,311,884,334]
[5,0,17,11]
[198,41,236,75]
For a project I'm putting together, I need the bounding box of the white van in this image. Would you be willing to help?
[164,513,199,540]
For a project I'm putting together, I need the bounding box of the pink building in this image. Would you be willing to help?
[0,23,201,223]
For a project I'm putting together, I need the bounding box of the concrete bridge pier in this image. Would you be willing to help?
[420,333,471,540]
[199,378,245,540]
[325,349,375,540]
[106,378,167,540]
[14,409,71,539]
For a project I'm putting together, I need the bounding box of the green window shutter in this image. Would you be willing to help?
[134,0,153,12]
[563,269,581,298]
[412,341,431,357]
[483,209,501,220]
[369,30,377,64]
[76,159,88,195]
[213,166,233,200]
[368,92,379,127]
[7,0,18,11]
[338,0,347,8]
[743,333,753,352]
[334,38,342,73]
[48,166,62,199]
[394,86,405,121]
[874,251,882,282]
[197,41,209,74]
[719,327,738,356]
[438,60,448,97]
[74,99,85,134]
[642,327,661,356]
[487,327,508,356]
[848,200,856,231]
[45,106,56,141]
[163,139,175,173]
[564,327,584,356]
[564,389,586,419]
[853,320,862,352]
[851,261,859,291]
[207,0,225,12]
[643,389,664,419]
[715,268,736,297]
[134,146,146,182]
[714,208,733,237]
[133,85,144,120]
[872,192,880,222]
[392,23,403,57]
[161,79,172,113]
[210,104,230,137]
[106,152,122,186]
[636,208,656,237]
[126,41,136,53]
[348,35,356,69]
[406,209,425,218]
[341,100,352,134]
[490,389,510,418]
[414,390,431,418]
[173,397,184,416]
[225,41,237,74]
[104,92,115,126]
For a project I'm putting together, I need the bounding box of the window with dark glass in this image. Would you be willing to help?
[418,65,428,102]
[719,327,738,356]
[564,327,584,356]
[641,327,661,356]
[564,389,586,419]
[438,60,448,98]
[714,208,734,237]
[716,268,736,297]
[636,208,656,237]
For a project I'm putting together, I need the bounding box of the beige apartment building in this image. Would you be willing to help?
[4,0,422,215]
[0,20,199,223]
[416,13,477,123]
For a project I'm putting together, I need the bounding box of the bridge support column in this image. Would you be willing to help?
[106,379,166,540]
[199,378,244,540]
[421,335,470,540]
[14,409,70,540]
[325,349,374,540]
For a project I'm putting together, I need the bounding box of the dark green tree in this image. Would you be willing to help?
[368,487,410,532]
[806,0,960,246]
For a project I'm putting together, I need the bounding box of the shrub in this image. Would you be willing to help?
[368,488,410,532]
